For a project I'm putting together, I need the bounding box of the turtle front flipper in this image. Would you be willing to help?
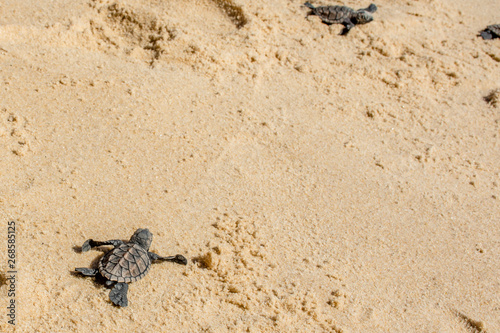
[109,283,129,307]
[149,253,188,265]
[81,239,124,252]
[75,268,98,276]
[304,2,316,11]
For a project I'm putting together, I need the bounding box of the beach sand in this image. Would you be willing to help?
[0,0,499,331]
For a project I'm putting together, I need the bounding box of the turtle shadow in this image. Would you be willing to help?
[72,245,112,254]
[74,252,104,269]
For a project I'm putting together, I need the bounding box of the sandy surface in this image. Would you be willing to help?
[0,0,499,332]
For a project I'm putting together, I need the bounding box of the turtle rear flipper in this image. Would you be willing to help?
[109,283,129,307]
[304,2,315,10]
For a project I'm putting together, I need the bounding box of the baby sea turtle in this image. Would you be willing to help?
[304,2,377,35]
[480,24,500,40]
[75,228,187,307]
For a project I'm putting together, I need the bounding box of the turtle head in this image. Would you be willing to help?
[354,11,374,25]
[130,228,153,250]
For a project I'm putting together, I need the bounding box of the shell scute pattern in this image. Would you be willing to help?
[99,243,151,283]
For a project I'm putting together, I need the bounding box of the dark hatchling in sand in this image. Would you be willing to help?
[304,2,377,35]
[75,228,187,307]
[479,24,500,40]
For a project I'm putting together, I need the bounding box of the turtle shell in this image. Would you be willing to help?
[98,243,151,283]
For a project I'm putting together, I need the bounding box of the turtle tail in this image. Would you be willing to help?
[304,2,315,10]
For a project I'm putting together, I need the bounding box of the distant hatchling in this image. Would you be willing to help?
[304,2,377,35]
[479,24,500,40]
[75,228,187,307]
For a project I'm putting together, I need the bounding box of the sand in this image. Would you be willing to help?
[0,0,499,332]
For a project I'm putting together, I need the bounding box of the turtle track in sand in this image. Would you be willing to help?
[88,0,247,65]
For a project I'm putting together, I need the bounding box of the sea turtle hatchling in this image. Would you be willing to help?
[480,24,500,40]
[304,2,377,35]
[75,228,187,307]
